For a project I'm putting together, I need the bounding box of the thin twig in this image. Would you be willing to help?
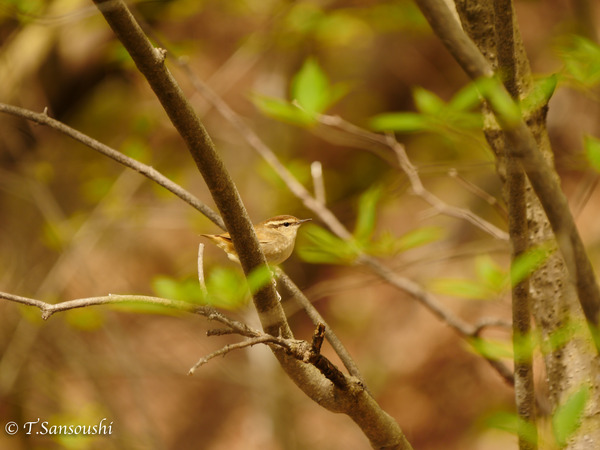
[276,269,367,385]
[188,335,284,375]
[311,161,326,205]
[359,256,515,385]
[317,114,509,241]
[416,0,600,352]
[197,243,208,297]
[0,103,224,230]
[447,168,508,221]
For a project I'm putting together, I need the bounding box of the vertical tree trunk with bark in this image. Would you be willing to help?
[453,0,600,448]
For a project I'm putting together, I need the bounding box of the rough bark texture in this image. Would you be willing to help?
[452,1,600,448]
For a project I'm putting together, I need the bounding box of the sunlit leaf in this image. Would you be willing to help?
[152,275,204,303]
[553,385,590,447]
[475,77,521,125]
[475,254,506,292]
[444,110,483,130]
[291,57,330,114]
[558,35,600,87]
[483,411,538,445]
[430,278,493,300]
[251,94,313,125]
[369,112,430,132]
[246,264,274,295]
[520,74,558,115]
[448,82,483,111]
[413,87,445,115]
[367,226,444,256]
[205,267,250,309]
[468,337,513,360]
[510,243,554,287]
[297,224,360,264]
[584,135,600,172]
[354,186,382,242]
[542,320,586,354]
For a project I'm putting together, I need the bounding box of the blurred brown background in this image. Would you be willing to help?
[1,0,599,448]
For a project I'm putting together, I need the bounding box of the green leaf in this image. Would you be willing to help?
[520,74,558,115]
[291,57,330,114]
[483,411,538,445]
[413,87,446,114]
[430,278,493,300]
[367,226,444,255]
[448,82,483,111]
[369,112,430,132]
[553,385,590,447]
[251,94,313,125]
[354,186,382,242]
[246,264,274,295]
[297,223,360,264]
[476,77,521,125]
[152,276,204,303]
[558,35,600,87]
[584,135,600,172]
[205,267,250,309]
[468,337,513,360]
[475,255,506,292]
[510,243,554,287]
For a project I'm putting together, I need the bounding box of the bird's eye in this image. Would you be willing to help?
[283,222,290,227]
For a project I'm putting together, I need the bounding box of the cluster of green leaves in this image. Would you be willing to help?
[151,264,272,310]
[485,384,590,448]
[370,84,483,134]
[297,185,443,264]
[370,73,557,137]
[252,58,349,125]
[557,35,600,89]
[431,244,554,301]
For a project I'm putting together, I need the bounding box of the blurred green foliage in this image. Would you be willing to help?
[152,264,272,310]
[370,84,483,134]
[298,185,443,264]
[557,35,600,88]
[252,57,349,124]
[431,245,554,301]
[552,384,590,447]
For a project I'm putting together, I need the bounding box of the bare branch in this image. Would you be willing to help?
[0,291,194,319]
[92,0,287,338]
[317,114,509,241]
[188,335,284,375]
[359,256,514,385]
[276,269,366,385]
[0,103,224,230]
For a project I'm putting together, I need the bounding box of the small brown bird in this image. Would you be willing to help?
[201,215,311,265]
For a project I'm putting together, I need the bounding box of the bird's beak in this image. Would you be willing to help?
[299,218,312,224]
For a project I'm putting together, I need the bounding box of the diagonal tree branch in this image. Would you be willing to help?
[0,101,366,387]
[91,0,286,338]
[0,103,224,229]
[492,0,537,447]
[88,1,411,447]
